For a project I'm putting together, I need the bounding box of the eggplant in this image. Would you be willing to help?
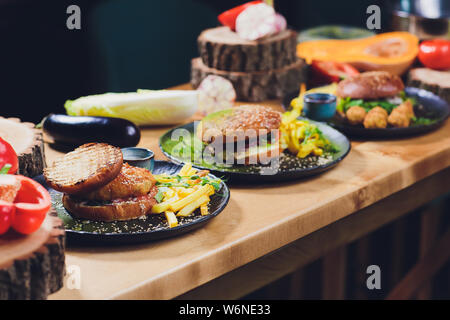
[43,114,141,148]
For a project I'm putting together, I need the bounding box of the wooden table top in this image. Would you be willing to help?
[48,86,450,300]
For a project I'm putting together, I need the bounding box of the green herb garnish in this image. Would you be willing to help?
[0,164,11,174]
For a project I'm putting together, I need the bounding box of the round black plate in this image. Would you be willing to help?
[159,120,351,183]
[34,161,230,246]
[283,87,450,139]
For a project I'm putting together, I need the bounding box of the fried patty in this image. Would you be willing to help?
[199,105,282,143]
[85,163,156,201]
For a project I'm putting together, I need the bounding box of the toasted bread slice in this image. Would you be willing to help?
[44,143,123,195]
[62,186,157,222]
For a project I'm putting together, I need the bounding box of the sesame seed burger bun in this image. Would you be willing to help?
[337,71,404,100]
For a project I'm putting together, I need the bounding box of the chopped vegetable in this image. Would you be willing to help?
[310,60,359,86]
[218,1,262,31]
[235,3,279,41]
[418,39,450,70]
[0,137,18,175]
[197,75,236,116]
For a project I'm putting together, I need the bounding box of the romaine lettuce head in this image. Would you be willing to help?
[65,90,198,126]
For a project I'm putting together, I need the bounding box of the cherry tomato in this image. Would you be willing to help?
[0,137,18,174]
[418,39,450,70]
[218,1,262,31]
[310,60,360,86]
[0,201,15,235]
[11,176,51,235]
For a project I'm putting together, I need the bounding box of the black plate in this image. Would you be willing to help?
[159,120,351,183]
[34,161,230,246]
[283,87,450,139]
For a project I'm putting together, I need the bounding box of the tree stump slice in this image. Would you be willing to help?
[407,68,450,103]
[191,57,307,102]
[0,209,65,300]
[0,117,46,178]
[198,27,298,72]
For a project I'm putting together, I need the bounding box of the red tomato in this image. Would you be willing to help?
[0,137,18,174]
[218,1,262,31]
[0,201,15,235]
[418,39,450,70]
[11,176,51,235]
[310,60,360,86]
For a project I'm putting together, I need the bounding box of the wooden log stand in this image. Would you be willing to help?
[0,116,46,178]
[0,116,64,299]
[0,210,65,300]
[408,68,450,103]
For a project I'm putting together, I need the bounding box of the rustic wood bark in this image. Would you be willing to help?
[0,117,46,177]
[198,27,298,72]
[0,209,65,300]
[407,68,450,103]
[191,57,307,102]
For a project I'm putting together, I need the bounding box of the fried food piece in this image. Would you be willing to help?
[388,100,415,128]
[85,163,156,201]
[388,111,410,128]
[364,107,388,128]
[370,106,388,118]
[346,106,367,125]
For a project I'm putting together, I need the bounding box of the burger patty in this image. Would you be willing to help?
[200,105,282,144]
[85,163,156,201]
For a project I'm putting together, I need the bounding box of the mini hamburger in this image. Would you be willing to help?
[44,143,157,222]
[196,105,282,165]
[336,71,415,128]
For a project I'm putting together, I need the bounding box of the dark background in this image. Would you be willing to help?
[0,0,386,123]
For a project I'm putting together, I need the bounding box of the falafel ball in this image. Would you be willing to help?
[346,106,367,125]
[364,107,388,129]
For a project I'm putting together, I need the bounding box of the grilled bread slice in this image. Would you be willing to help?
[44,143,123,195]
[62,186,158,221]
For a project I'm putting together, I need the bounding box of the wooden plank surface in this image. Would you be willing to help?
[47,85,450,300]
[177,168,450,299]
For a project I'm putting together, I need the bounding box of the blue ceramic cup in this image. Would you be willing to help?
[303,93,337,122]
[121,147,155,172]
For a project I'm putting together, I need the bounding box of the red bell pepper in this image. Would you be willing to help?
[0,137,18,175]
[218,1,262,31]
[11,175,51,235]
[0,201,15,235]
[310,60,360,86]
[418,39,450,70]
[0,175,51,235]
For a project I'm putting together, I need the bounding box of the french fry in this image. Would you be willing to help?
[186,168,197,176]
[177,195,210,217]
[179,163,192,176]
[177,187,196,197]
[169,185,213,212]
[165,211,178,228]
[151,196,179,214]
[200,204,209,216]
